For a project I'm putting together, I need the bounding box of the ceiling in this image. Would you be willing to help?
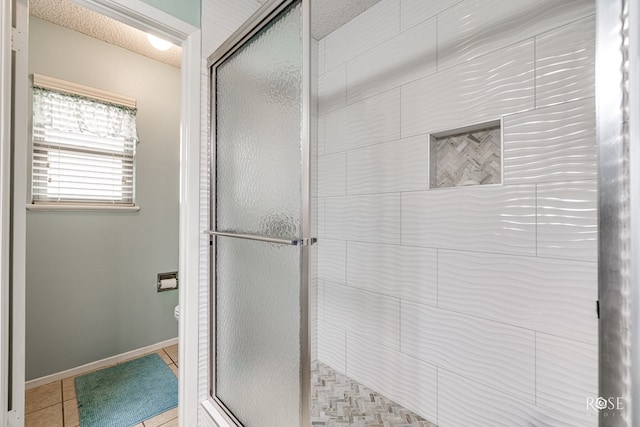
[29,0,383,67]
[29,0,182,68]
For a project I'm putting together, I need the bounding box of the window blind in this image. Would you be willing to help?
[31,85,138,206]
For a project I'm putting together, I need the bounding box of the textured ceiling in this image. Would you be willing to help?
[257,0,383,39]
[29,0,381,68]
[29,0,181,68]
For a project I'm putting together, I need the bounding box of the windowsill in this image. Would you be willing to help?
[26,204,140,212]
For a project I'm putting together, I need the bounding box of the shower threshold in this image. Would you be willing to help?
[311,361,438,427]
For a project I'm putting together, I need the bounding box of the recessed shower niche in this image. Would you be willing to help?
[429,121,502,188]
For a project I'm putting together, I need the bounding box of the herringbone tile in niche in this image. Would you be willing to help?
[431,125,501,188]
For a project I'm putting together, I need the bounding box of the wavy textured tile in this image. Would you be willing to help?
[346,17,436,103]
[438,369,596,427]
[401,185,536,255]
[200,73,210,132]
[324,0,400,71]
[324,282,401,350]
[400,0,462,32]
[318,152,346,197]
[311,74,319,118]
[310,239,318,279]
[536,333,598,425]
[318,280,325,323]
[318,197,326,238]
[312,38,319,76]
[310,276,318,361]
[318,38,326,74]
[324,88,401,155]
[317,324,346,374]
[318,64,346,115]
[318,239,346,285]
[326,193,401,244]
[437,0,594,70]
[438,249,598,344]
[535,15,595,108]
[346,333,437,422]
[318,115,326,156]
[401,40,534,138]
[503,98,596,184]
[346,242,436,305]
[401,302,535,402]
[346,135,429,195]
[537,180,598,261]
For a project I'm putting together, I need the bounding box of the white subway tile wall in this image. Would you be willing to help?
[401,39,535,138]
[346,135,430,195]
[317,239,346,284]
[318,152,346,197]
[323,88,401,154]
[402,184,537,255]
[438,368,593,427]
[324,282,401,350]
[399,0,462,33]
[401,301,536,402]
[436,0,594,71]
[536,180,598,262]
[316,0,597,425]
[318,64,347,115]
[346,333,439,422]
[325,193,401,244]
[535,15,596,108]
[503,98,597,185]
[346,242,437,306]
[317,322,346,374]
[346,17,437,103]
[323,0,400,72]
[437,250,598,344]
[536,333,599,425]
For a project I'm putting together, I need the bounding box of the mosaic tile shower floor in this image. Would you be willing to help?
[311,362,438,427]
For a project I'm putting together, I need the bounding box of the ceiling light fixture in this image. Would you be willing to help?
[146,33,172,51]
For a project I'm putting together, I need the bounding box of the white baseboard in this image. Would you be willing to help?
[25,337,179,390]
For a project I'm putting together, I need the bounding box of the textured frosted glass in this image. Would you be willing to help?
[216,1,303,239]
[214,2,303,426]
[216,237,301,427]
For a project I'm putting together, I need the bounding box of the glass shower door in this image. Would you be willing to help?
[207,1,311,426]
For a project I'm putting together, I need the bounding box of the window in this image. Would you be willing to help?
[31,74,138,207]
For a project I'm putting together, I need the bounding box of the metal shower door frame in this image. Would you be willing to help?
[206,0,312,425]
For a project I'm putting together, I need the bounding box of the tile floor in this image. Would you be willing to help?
[25,344,179,427]
[312,362,437,427]
[26,347,432,427]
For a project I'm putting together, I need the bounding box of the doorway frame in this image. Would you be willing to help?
[0,1,201,426]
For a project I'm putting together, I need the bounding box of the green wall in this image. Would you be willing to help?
[26,17,180,380]
[141,0,201,28]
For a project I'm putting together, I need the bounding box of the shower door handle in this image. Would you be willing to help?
[205,230,316,246]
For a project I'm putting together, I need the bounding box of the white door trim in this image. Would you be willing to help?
[0,0,13,425]
[1,1,201,426]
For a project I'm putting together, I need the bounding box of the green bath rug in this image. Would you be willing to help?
[75,353,178,427]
